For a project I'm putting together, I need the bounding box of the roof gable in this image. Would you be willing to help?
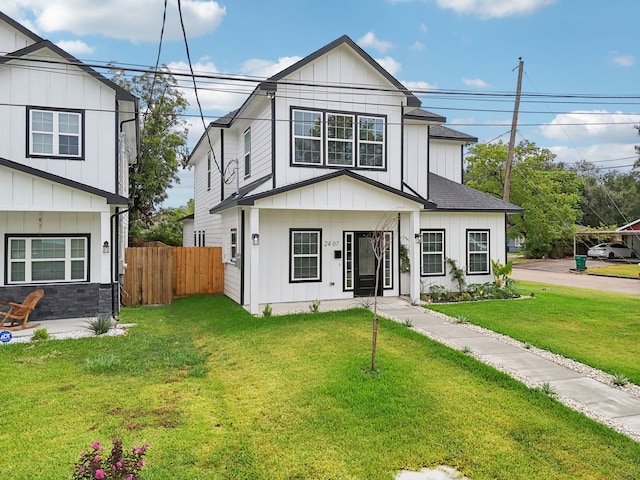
[429,173,521,213]
[0,157,128,205]
[0,11,42,48]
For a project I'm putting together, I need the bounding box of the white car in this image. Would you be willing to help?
[587,242,636,259]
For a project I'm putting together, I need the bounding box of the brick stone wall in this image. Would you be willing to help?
[0,283,114,321]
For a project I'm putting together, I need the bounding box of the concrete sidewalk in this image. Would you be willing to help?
[375,297,640,443]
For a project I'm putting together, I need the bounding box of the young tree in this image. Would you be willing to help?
[465,140,582,258]
[367,215,396,372]
[111,66,189,244]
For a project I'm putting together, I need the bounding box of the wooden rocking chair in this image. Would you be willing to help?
[0,289,45,331]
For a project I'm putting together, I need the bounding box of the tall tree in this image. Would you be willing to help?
[465,140,582,258]
[111,66,189,243]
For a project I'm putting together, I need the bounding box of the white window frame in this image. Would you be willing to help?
[28,107,83,159]
[344,232,354,290]
[244,128,251,177]
[7,236,89,284]
[383,231,393,288]
[230,228,237,261]
[358,116,385,168]
[326,113,354,167]
[292,109,322,165]
[467,230,490,274]
[420,230,445,276]
[290,229,321,282]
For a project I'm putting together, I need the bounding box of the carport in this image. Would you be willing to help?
[573,226,640,258]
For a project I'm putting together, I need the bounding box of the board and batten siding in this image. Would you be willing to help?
[0,210,109,285]
[430,140,463,184]
[271,44,405,191]
[0,50,118,193]
[220,210,241,303]
[255,209,400,305]
[411,211,507,291]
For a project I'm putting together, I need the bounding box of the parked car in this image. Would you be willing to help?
[587,243,636,259]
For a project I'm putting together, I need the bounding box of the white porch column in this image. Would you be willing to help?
[409,209,421,303]
[100,210,111,284]
[249,207,260,315]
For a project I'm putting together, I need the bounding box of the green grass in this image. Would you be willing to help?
[586,262,640,278]
[2,294,640,479]
[428,281,640,385]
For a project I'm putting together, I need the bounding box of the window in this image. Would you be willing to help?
[230,228,237,261]
[292,109,385,169]
[244,128,251,177]
[467,230,489,274]
[290,229,321,282]
[7,236,88,283]
[327,114,354,166]
[28,108,83,158]
[421,230,445,275]
[383,231,393,288]
[358,116,385,167]
[293,110,322,164]
[344,232,354,290]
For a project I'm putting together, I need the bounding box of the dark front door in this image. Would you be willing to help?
[354,232,382,297]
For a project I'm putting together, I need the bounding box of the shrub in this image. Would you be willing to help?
[71,439,149,480]
[31,328,50,341]
[262,304,273,318]
[309,300,321,313]
[86,314,114,335]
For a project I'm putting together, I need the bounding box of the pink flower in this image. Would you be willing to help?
[94,469,105,479]
[91,441,101,451]
[94,455,101,462]
[116,460,123,468]
[137,460,146,468]
[127,475,133,480]
[78,467,85,473]
[132,445,144,454]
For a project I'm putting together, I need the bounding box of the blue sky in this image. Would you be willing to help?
[2,0,640,207]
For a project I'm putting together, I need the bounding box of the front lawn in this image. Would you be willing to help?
[2,295,640,479]
[586,262,640,278]
[428,281,640,384]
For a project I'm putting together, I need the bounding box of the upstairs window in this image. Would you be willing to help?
[293,110,322,164]
[244,128,251,177]
[292,108,385,169]
[230,228,237,261]
[28,108,83,159]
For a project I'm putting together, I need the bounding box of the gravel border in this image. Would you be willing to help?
[388,304,640,443]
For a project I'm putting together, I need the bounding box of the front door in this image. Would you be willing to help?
[354,232,383,297]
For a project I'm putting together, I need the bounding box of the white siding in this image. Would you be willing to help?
[430,140,463,183]
[0,50,118,193]
[0,22,35,53]
[403,123,429,199]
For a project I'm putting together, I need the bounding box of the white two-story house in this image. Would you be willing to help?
[188,35,521,314]
[0,12,138,321]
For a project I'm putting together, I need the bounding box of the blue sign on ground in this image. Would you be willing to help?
[0,330,12,343]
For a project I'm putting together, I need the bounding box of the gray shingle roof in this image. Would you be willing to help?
[404,108,446,123]
[429,173,522,213]
[429,125,478,143]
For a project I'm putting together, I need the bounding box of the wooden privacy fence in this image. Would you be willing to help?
[122,246,224,306]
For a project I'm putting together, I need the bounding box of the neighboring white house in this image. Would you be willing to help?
[0,12,138,320]
[188,35,521,314]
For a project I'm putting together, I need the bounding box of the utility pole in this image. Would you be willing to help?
[503,57,524,202]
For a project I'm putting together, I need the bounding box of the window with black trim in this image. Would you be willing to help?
[7,236,88,283]
[28,107,83,158]
[290,229,321,282]
[467,230,489,274]
[244,128,251,177]
[292,108,385,169]
[420,230,445,275]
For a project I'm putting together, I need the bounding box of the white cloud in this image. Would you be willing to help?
[436,0,556,18]
[609,52,634,67]
[56,39,95,55]
[462,77,490,89]
[411,41,425,52]
[239,56,301,78]
[357,32,392,54]
[403,80,438,94]
[540,111,640,144]
[420,23,428,34]
[9,0,225,42]
[550,143,639,170]
[376,56,402,76]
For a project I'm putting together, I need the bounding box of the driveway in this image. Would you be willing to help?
[512,258,639,296]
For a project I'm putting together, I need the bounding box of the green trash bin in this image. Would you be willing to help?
[575,255,587,271]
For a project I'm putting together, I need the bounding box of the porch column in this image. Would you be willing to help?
[409,209,421,303]
[249,207,260,315]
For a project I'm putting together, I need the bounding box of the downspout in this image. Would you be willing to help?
[271,93,276,188]
[400,107,404,192]
[397,213,401,294]
[220,129,225,203]
[240,209,246,306]
[110,208,130,320]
